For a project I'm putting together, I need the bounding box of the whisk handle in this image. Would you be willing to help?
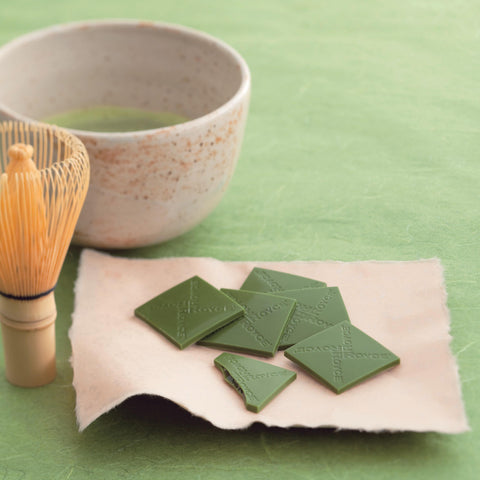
[0,292,56,387]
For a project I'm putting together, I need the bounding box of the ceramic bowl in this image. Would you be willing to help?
[0,20,250,248]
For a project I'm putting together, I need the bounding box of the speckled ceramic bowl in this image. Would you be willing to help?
[0,20,250,248]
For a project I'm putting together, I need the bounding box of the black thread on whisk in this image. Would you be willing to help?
[0,284,56,301]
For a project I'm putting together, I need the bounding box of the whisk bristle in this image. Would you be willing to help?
[0,121,90,298]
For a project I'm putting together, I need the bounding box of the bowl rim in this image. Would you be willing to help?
[0,19,251,138]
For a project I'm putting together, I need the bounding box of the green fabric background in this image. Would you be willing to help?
[0,1,478,478]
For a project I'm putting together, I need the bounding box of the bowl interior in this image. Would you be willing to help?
[0,22,245,123]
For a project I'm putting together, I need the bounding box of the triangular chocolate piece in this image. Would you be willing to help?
[214,352,296,412]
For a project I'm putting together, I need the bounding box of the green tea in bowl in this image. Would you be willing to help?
[43,106,188,132]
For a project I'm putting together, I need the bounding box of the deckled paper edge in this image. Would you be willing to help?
[69,250,470,433]
[434,259,470,432]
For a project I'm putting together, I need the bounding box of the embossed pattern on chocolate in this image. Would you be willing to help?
[134,276,244,349]
[284,321,400,394]
[199,289,296,356]
[214,352,296,412]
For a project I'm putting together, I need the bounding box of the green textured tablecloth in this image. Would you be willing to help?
[0,1,478,478]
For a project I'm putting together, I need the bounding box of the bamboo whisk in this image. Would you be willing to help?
[0,121,89,387]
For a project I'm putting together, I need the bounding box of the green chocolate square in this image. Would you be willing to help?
[272,287,351,349]
[284,321,400,394]
[134,276,244,349]
[214,352,296,413]
[198,289,296,357]
[240,267,326,293]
